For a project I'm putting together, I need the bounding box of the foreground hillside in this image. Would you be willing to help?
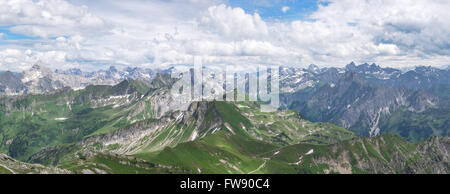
[3,133,448,174]
[0,154,69,174]
[132,133,450,174]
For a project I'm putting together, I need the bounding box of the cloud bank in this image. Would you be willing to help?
[0,0,449,71]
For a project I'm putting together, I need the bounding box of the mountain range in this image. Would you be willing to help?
[0,62,157,95]
[281,63,449,142]
[0,62,449,174]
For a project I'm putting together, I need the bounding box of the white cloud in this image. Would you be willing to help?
[281,6,290,13]
[0,0,449,71]
[309,0,450,58]
[184,39,292,57]
[0,0,109,38]
[200,4,268,40]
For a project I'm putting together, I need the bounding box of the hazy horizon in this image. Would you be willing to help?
[1,60,448,73]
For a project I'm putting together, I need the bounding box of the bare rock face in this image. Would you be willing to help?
[75,101,224,155]
[0,153,71,174]
[20,62,117,94]
[412,136,450,173]
[1,62,156,96]
[287,71,447,141]
[301,135,450,174]
[0,71,25,95]
[279,62,450,141]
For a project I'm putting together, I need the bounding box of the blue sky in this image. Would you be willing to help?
[228,0,321,21]
[0,26,41,41]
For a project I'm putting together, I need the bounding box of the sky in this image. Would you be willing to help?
[0,0,449,72]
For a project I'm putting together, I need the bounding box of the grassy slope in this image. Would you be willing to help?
[25,100,358,173]
[135,131,278,174]
[380,107,449,142]
[0,80,154,160]
[0,153,69,174]
[129,101,359,174]
[57,152,186,174]
[0,166,13,174]
[263,134,439,174]
[233,101,356,146]
[17,100,448,174]
[137,132,447,174]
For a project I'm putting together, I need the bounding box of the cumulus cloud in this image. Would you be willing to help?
[0,0,449,71]
[0,48,69,71]
[200,4,268,40]
[281,6,290,13]
[314,0,450,55]
[0,0,109,38]
[185,39,292,57]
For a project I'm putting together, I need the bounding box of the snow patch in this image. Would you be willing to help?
[224,123,235,134]
[72,87,84,91]
[190,130,198,141]
[273,151,280,156]
[176,112,184,121]
[212,127,220,134]
[426,99,436,106]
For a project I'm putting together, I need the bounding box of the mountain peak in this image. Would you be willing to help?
[308,64,320,72]
[360,63,370,67]
[31,61,47,70]
[109,66,118,72]
[125,67,138,72]
[369,63,382,70]
[341,71,367,85]
[0,70,15,77]
[345,62,383,72]
[345,61,357,70]
[55,68,83,75]
[29,61,52,74]
[415,65,434,71]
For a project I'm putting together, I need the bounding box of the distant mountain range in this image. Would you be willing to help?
[1,62,449,96]
[0,62,157,95]
[280,62,449,142]
[279,62,450,94]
